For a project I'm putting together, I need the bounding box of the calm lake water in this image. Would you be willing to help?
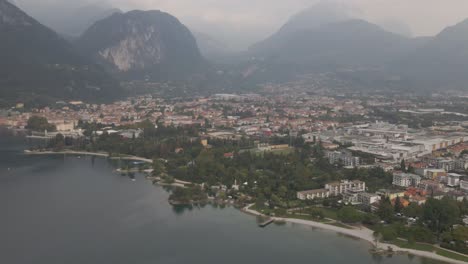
[0,135,444,264]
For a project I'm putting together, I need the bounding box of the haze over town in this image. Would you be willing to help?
[3,0,468,263]
[14,0,468,50]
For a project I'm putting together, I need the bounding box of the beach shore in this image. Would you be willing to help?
[242,204,468,264]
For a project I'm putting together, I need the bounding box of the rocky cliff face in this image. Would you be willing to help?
[97,24,163,71]
[77,10,204,81]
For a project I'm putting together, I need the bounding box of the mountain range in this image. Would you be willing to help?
[252,19,423,67]
[3,0,468,106]
[395,19,468,89]
[0,1,206,105]
[0,0,121,105]
[250,1,358,54]
[246,2,468,90]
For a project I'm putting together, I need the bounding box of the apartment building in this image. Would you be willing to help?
[393,172,421,187]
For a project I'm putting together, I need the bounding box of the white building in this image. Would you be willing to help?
[435,158,456,171]
[447,173,462,187]
[325,180,366,196]
[297,180,366,200]
[358,192,381,206]
[297,189,330,200]
[327,151,360,167]
[393,173,421,187]
[461,180,468,192]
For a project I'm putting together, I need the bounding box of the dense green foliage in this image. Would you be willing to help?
[337,207,363,223]
[423,197,460,237]
[371,197,468,253]
[441,226,468,254]
[169,186,207,205]
[26,116,56,132]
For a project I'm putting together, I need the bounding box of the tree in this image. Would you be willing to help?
[379,226,398,241]
[423,197,460,237]
[452,226,468,244]
[394,196,403,213]
[362,213,380,226]
[307,208,325,219]
[410,226,434,244]
[152,159,167,176]
[49,133,65,150]
[403,203,423,218]
[400,159,406,172]
[377,197,394,223]
[255,193,266,209]
[337,207,363,223]
[278,185,288,199]
[26,116,56,132]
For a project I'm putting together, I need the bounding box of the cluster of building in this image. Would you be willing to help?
[1,93,368,140]
[3,89,468,209]
[327,150,360,168]
[297,180,381,207]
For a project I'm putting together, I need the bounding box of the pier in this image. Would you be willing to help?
[258,218,274,228]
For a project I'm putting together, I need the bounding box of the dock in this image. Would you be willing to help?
[258,218,274,228]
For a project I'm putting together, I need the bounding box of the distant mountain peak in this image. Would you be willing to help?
[77,9,204,81]
[0,0,122,103]
[250,1,362,53]
[0,0,33,26]
[282,1,361,32]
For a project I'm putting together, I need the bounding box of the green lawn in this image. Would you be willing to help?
[270,148,295,155]
[284,213,330,223]
[391,239,468,262]
[436,248,468,262]
[391,239,434,252]
[250,147,295,157]
[321,207,339,220]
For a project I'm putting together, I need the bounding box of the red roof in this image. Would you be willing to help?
[224,152,234,158]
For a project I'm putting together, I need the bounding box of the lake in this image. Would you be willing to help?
[0,135,443,264]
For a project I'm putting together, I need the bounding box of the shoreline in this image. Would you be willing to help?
[242,204,468,264]
[24,150,153,163]
[25,150,196,188]
[22,149,468,264]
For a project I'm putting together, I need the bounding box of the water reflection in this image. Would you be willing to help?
[0,136,450,264]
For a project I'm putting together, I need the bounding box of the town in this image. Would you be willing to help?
[2,89,468,261]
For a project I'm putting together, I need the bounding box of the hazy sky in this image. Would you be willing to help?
[14,0,468,49]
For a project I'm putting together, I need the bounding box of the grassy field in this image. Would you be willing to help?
[391,239,468,262]
[391,239,435,252]
[321,207,339,220]
[435,248,468,262]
